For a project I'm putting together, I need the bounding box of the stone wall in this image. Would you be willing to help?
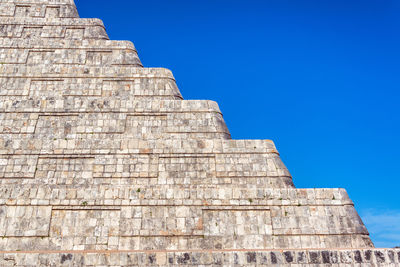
[0,0,384,265]
[0,186,373,250]
[0,249,399,266]
[0,0,79,19]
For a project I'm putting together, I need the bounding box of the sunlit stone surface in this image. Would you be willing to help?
[0,0,397,266]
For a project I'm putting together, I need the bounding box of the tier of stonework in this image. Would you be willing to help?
[0,0,388,266]
[0,249,399,266]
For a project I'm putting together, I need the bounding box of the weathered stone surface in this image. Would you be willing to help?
[0,0,78,19]
[0,0,388,265]
[1,249,398,266]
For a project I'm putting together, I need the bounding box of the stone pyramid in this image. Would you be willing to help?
[0,0,398,266]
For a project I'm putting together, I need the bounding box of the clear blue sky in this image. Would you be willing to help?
[75,0,400,247]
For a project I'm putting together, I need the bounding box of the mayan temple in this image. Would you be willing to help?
[0,0,398,266]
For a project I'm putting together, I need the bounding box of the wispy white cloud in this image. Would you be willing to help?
[361,209,400,248]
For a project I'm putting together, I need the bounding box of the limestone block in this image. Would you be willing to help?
[0,206,51,236]
[35,156,94,184]
[27,110,229,140]
[120,206,202,237]
[0,155,38,178]
[269,204,371,249]
[158,155,216,184]
[1,78,181,99]
[0,77,31,96]
[102,79,181,98]
[0,47,141,66]
[30,79,103,97]
[2,0,76,3]
[203,209,272,237]
[0,38,135,50]
[0,65,174,79]
[93,154,158,179]
[216,153,290,177]
[50,209,121,249]
[0,113,38,134]
[34,114,79,139]
[0,3,79,19]
[0,136,277,156]
[0,249,399,266]
[0,186,355,207]
[0,18,108,40]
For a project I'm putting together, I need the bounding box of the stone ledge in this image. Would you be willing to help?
[0,249,398,266]
[0,39,142,67]
[0,39,137,50]
[0,100,224,113]
[0,187,351,205]
[0,17,108,40]
[0,138,281,155]
[0,2,78,19]
[0,65,173,77]
[0,17,104,26]
[1,0,76,4]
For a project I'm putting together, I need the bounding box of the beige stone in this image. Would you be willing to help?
[0,0,384,265]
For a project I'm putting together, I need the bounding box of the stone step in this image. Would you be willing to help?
[0,47,142,66]
[0,234,373,252]
[0,138,280,155]
[0,39,142,67]
[0,38,135,49]
[0,65,171,77]
[0,47,141,67]
[0,186,350,206]
[0,151,290,186]
[1,0,76,5]
[0,186,371,250]
[1,79,180,99]
[0,1,78,19]
[0,110,230,139]
[0,66,183,100]
[0,17,108,40]
[2,249,397,266]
